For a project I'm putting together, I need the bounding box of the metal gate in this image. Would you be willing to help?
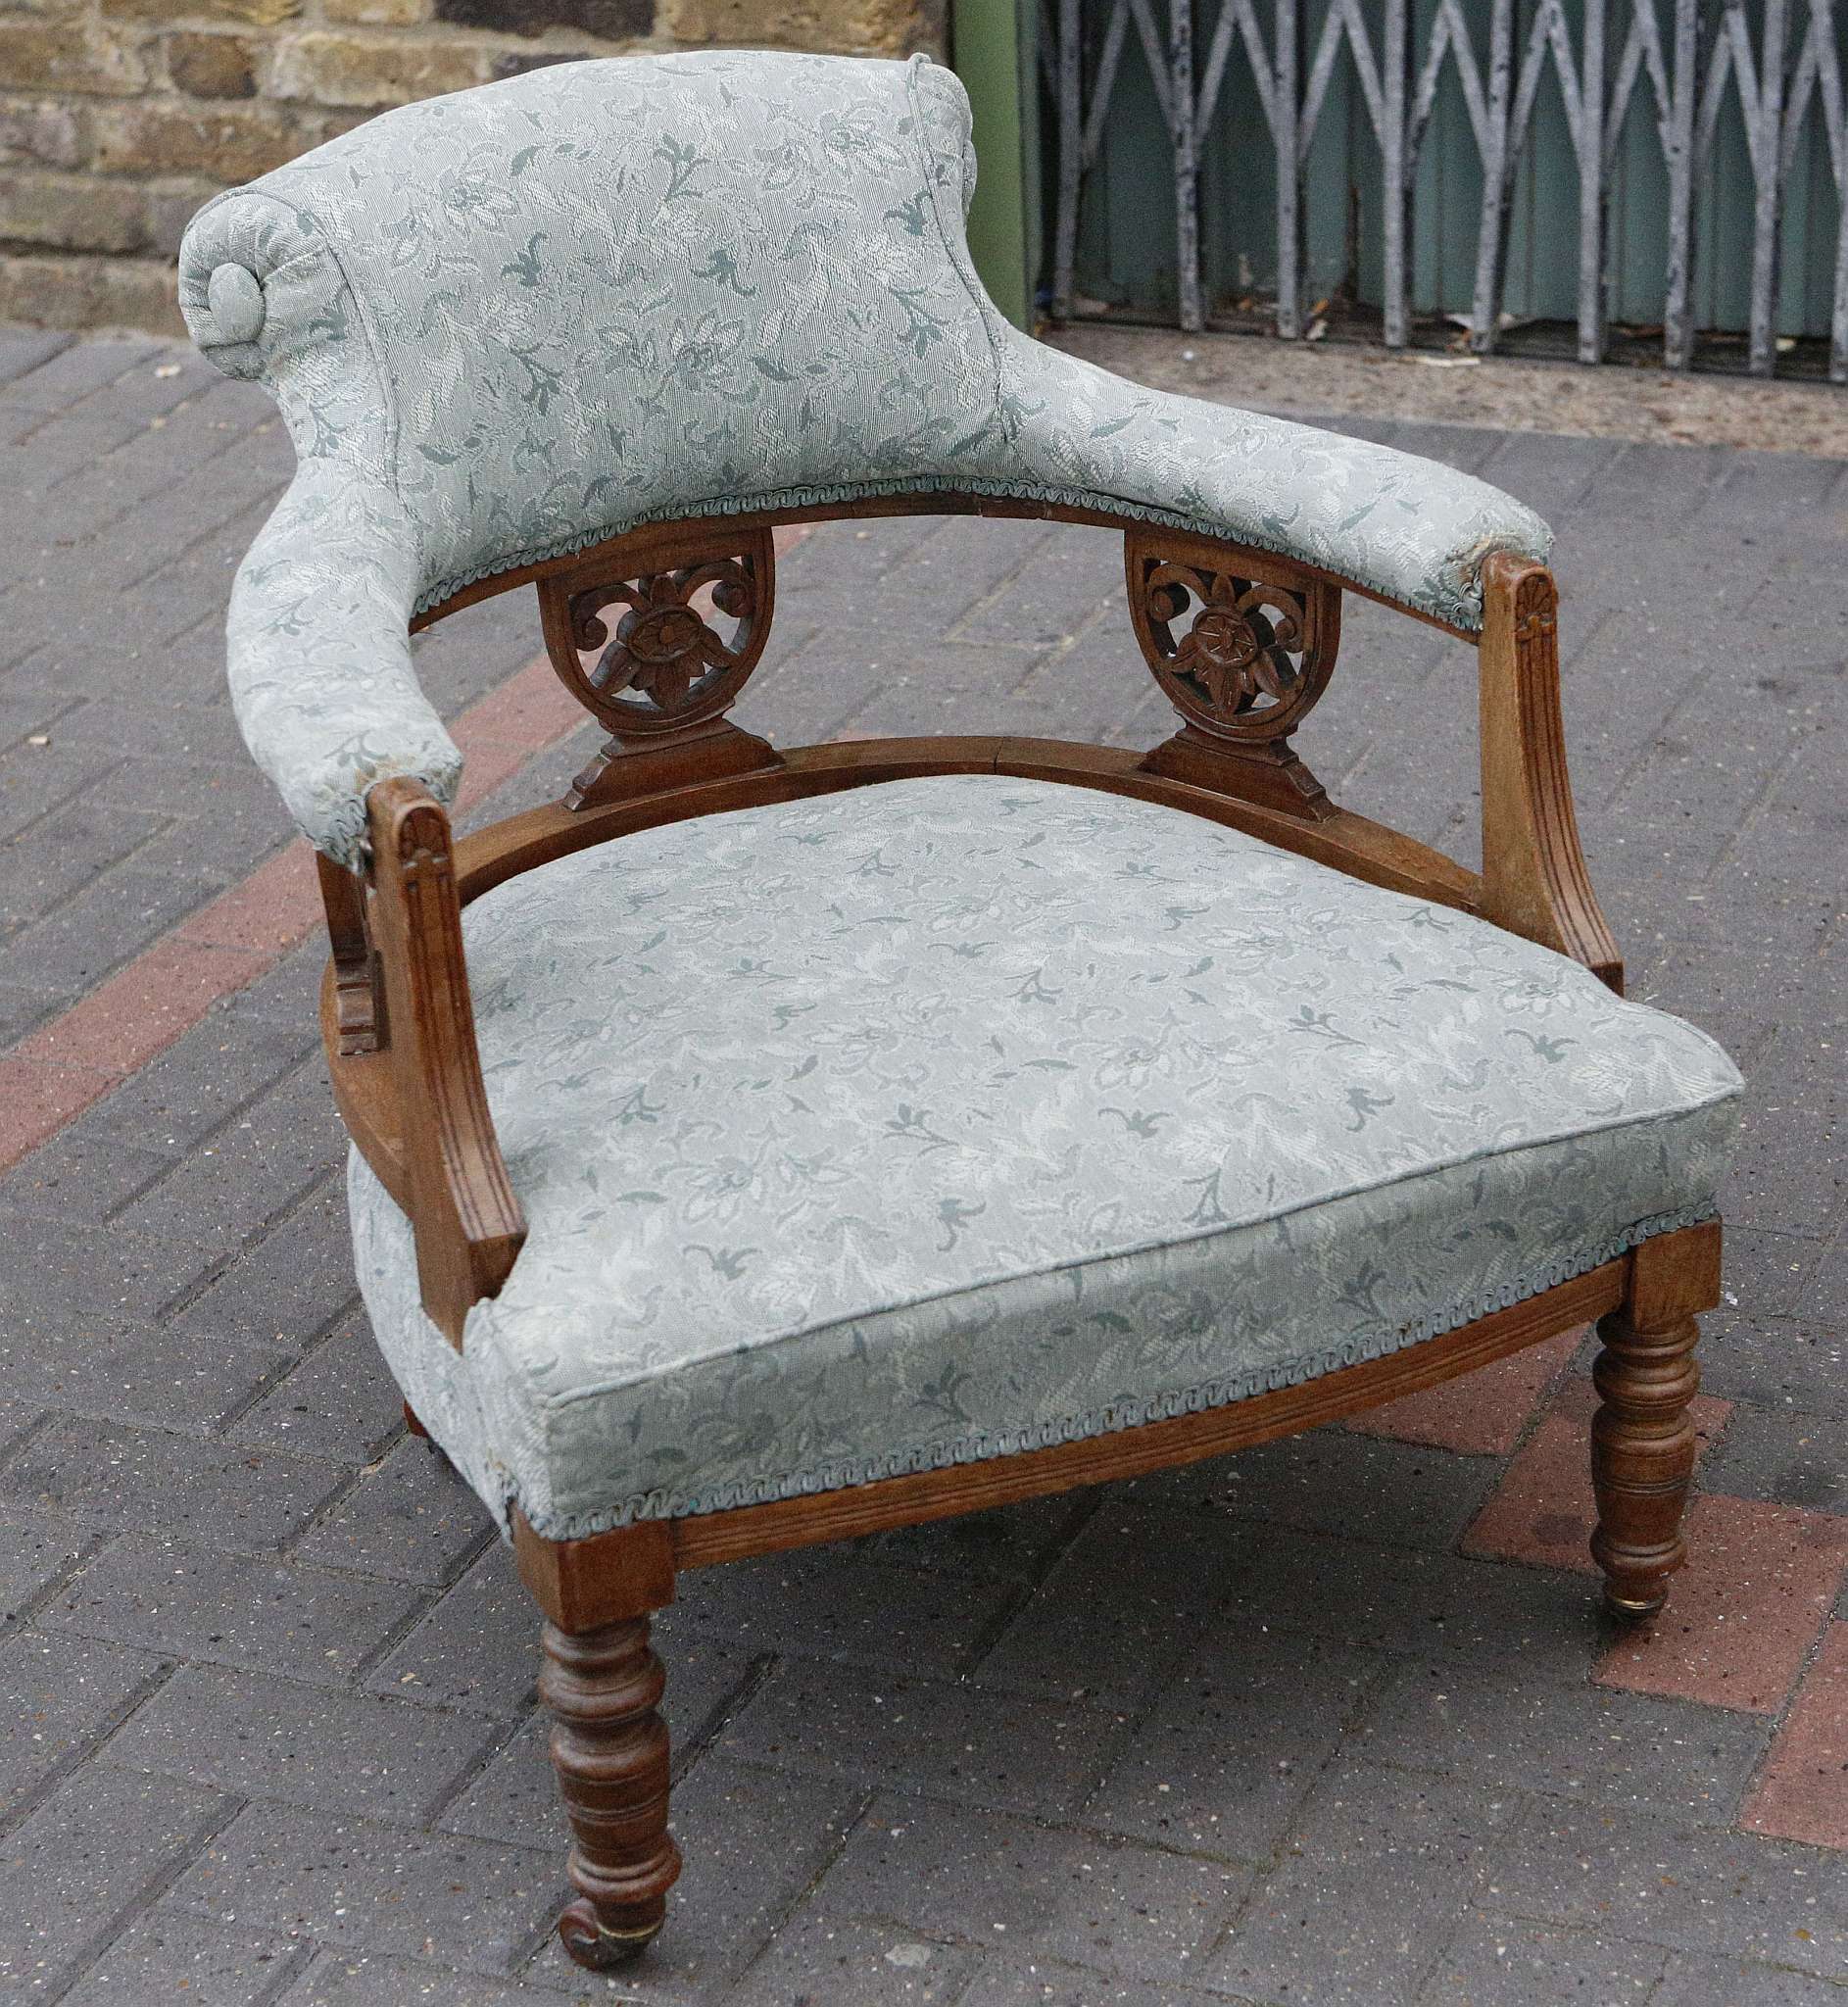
[1043,0,1848,377]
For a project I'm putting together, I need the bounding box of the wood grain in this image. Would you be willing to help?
[364,778,524,1345]
[1480,554,1625,992]
[1591,1218,1723,1616]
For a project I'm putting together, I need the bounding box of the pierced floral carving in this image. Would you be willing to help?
[1129,544,1337,745]
[542,527,775,739]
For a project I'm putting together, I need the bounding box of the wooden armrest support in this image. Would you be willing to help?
[1478,554,1623,994]
[365,776,526,1346]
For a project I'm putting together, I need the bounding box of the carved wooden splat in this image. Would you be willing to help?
[537,524,782,809]
[1126,525,1340,819]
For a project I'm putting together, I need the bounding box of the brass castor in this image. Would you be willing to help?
[558,1896,665,1971]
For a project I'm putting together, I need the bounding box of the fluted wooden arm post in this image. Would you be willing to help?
[363,776,525,1343]
[1479,553,1624,993]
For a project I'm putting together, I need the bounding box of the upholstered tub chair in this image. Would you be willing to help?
[181,51,1741,1972]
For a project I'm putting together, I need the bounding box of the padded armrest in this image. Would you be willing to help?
[229,459,461,869]
[993,336,1550,633]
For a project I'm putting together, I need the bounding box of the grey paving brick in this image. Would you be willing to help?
[1352,1659,1770,1822]
[81,1015,315,1153]
[294,1437,495,1586]
[729,1912,981,2006]
[864,1491,1094,1585]
[1705,1406,1848,1513]
[1,1628,168,1820]
[0,1124,177,1224]
[1207,1763,1517,2006]
[364,1542,539,1718]
[0,975,60,1045]
[1652,1952,1848,2006]
[880,513,1063,629]
[1085,1624,1386,1863]
[113,1067,348,1269]
[956,1963,1226,2006]
[174,1181,359,1349]
[0,732,121,842]
[232,1315,405,1468]
[765,634,1045,744]
[5,335,152,411]
[62,1913,308,2007]
[1697,1317,1848,1421]
[1215,1531,1614,1682]
[110,1663,503,1826]
[523,1753,864,1997]
[0,1507,89,1625]
[40,1535,428,1686]
[161,1800,559,1979]
[664,1542,1020,1683]
[0,1763,234,1995]
[1799,1241,1848,1331]
[40,383,269,539]
[219,941,330,1030]
[970,1506,1243,1711]
[1485,1800,1848,1972]
[1474,430,1623,520]
[1415,1915,1668,2007]
[275,1947,580,2005]
[0,800,167,933]
[814,1791,1247,1987]
[0,328,71,386]
[0,1211,213,1322]
[0,1309,291,1435]
[0,865,208,999]
[947,519,1120,648]
[0,1414,347,1552]
[720,1654,1130,1820]
[1128,1428,1498,1551]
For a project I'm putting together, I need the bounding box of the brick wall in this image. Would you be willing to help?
[0,0,947,332]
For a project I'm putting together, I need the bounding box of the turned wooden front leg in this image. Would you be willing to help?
[1590,1220,1723,1619]
[539,1615,681,1970]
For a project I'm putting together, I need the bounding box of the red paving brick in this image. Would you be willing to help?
[1596,1493,1848,1716]
[1744,1621,1848,1847]
[0,1055,115,1165]
[16,937,273,1078]
[1348,1326,1583,1454]
[0,642,602,1177]
[177,843,320,955]
[1463,1375,1731,1575]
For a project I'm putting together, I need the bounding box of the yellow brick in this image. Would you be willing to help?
[267,29,487,108]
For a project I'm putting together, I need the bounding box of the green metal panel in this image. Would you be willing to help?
[1060,0,1848,343]
[953,0,1042,329]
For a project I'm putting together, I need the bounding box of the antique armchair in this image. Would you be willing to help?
[180,51,1742,1974]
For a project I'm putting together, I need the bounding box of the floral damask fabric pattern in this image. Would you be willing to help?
[348,777,1741,1540]
[179,51,1551,865]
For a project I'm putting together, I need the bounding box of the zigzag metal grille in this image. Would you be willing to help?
[1045,0,1848,380]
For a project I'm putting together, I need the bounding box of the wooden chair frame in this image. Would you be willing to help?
[316,494,1720,1973]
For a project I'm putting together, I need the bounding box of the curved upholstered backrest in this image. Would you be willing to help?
[180,51,997,616]
[180,49,1553,867]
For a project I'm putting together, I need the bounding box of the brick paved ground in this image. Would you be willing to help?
[1,328,1845,2007]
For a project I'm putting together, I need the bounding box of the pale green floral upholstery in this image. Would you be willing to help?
[178,51,1551,868]
[349,777,1741,1541]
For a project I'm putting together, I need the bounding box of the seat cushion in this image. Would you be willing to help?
[351,776,1741,1540]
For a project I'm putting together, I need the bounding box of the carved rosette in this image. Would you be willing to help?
[1126,527,1341,821]
[541,526,775,741]
[1129,544,1336,745]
